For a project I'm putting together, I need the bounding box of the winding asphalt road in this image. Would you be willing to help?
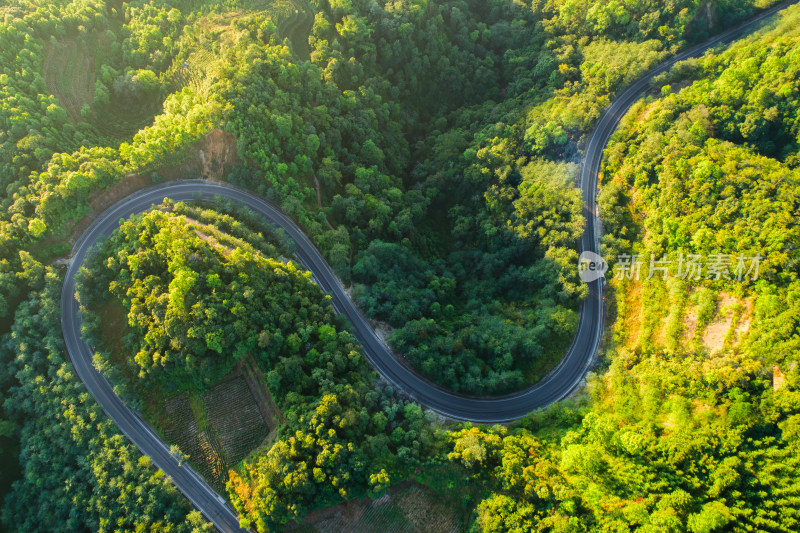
[60,2,797,530]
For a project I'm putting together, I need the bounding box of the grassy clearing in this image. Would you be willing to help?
[393,482,465,533]
[43,39,94,122]
[173,0,313,83]
[96,299,135,378]
[93,100,163,140]
[242,357,284,429]
[43,35,160,140]
[277,0,314,60]
[95,300,182,435]
[189,392,209,433]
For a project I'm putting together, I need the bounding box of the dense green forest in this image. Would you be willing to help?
[75,202,438,530]
[450,5,800,532]
[1,264,214,531]
[0,0,798,531]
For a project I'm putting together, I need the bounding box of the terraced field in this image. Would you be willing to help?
[203,375,272,465]
[162,373,275,492]
[172,49,219,95]
[277,0,314,60]
[43,39,94,122]
[44,36,161,140]
[163,393,227,489]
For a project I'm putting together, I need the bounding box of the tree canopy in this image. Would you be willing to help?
[0,0,796,530]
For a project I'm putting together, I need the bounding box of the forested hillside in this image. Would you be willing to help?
[450,5,800,532]
[75,201,438,530]
[0,265,214,531]
[0,0,797,532]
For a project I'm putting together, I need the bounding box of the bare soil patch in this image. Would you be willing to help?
[681,303,698,345]
[701,294,736,354]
